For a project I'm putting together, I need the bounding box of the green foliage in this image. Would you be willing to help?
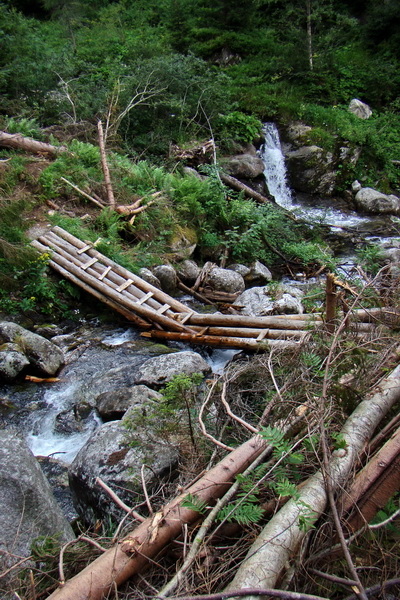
[4,115,42,138]
[161,372,204,407]
[181,493,208,514]
[357,244,385,277]
[216,111,262,146]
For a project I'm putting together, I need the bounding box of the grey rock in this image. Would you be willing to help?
[348,98,372,119]
[245,261,273,284]
[224,153,266,179]
[284,145,336,195]
[153,264,178,294]
[54,407,83,435]
[139,268,161,289]
[207,267,245,294]
[96,384,162,420]
[0,431,74,574]
[68,420,179,524]
[234,284,304,316]
[354,188,400,215]
[136,351,211,388]
[0,343,30,381]
[0,322,64,376]
[351,180,362,193]
[176,259,201,284]
[228,264,251,278]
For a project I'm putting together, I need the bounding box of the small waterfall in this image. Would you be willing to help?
[259,123,293,208]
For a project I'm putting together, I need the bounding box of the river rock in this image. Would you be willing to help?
[0,322,64,377]
[0,431,74,575]
[233,284,304,316]
[139,267,161,288]
[284,145,336,195]
[176,259,201,284]
[224,152,265,179]
[228,263,251,278]
[96,384,162,420]
[153,264,178,294]
[354,188,400,215]
[348,98,372,120]
[136,351,211,388]
[68,420,179,524]
[0,343,30,381]
[207,267,245,294]
[245,261,273,284]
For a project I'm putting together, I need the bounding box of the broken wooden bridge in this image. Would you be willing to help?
[32,226,385,351]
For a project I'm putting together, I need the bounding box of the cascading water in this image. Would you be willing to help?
[259,122,373,230]
[259,123,293,208]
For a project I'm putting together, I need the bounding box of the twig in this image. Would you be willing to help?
[98,120,115,208]
[141,464,154,516]
[58,535,107,585]
[198,378,234,451]
[95,477,145,521]
[343,577,400,600]
[60,177,105,209]
[220,378,258,434]
[155,588,330,600]
[29,569,37,600]
[0,555,32,578]
[309,567,358,587]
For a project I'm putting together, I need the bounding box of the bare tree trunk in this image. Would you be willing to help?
[97,120,115,208]
[306,0,313,71]
[225,362,400,598]
[0,131,66,155]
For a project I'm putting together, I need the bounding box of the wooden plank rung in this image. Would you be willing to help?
[157,303,171,315]
[81,257,98,270]
[77,244,92,254]
[98,266,112,281]
[257,329,268,342]
[116,279,134,292]
[136,291,154,305]
[180,311,194,324]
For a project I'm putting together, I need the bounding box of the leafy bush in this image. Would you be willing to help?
[216,111,262,148]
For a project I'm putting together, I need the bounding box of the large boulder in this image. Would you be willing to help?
[176,259,201,284]
[207,267,245,294]
[284,145,336,196]
[136,351,211,388]
[224,152,266,179]
[0,431,74,575]
[152,264,178,294]
[0,322,64,378]
[95,384,163,420]
[68,420,179,524]
[348,98,372,120]
[354,188,400,215]
[234,284,304,317]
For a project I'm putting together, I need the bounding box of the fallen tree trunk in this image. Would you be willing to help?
[141,330,302,351]
[225,362,400,598]
[220,173,274,205]
[0,131,66,155]
[46,434,269,600]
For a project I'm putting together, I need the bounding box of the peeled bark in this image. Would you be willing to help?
[225,363,400,597]
[46,434,268,600]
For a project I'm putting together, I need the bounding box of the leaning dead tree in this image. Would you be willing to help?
[224,361,400,598]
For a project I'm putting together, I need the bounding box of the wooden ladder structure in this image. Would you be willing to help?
[32,227,382,351]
